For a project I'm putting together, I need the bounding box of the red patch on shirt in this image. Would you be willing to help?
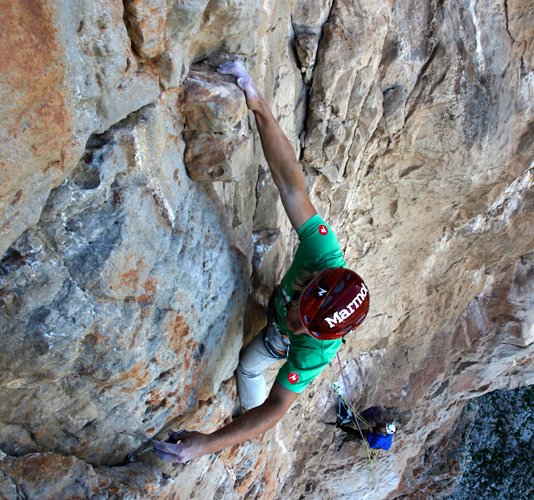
[288,372,299,384]
[318,224,328,235]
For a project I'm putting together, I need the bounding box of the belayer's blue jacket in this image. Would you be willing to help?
[367,432,393,450]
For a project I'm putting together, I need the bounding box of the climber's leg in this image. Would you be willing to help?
[236,319,288,410]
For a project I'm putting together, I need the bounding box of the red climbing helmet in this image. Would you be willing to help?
[298,268,370,340]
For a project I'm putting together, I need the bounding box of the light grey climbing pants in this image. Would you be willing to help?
[235,311,290,410]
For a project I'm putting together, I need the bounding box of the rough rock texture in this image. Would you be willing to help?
[387,384,534,498]
[0,0,533,498]
[181,67,252,182]
[452,385,534,498]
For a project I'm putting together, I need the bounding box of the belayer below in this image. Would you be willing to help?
[336,400,397,451]
[153,60,371,464]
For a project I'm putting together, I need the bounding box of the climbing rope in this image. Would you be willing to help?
[335,352,367,438]
[335,352,379,471]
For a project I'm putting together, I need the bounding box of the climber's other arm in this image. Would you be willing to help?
[153,382,298,463]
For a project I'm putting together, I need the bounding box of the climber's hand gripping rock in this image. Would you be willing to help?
[217,61,261,111]
[152,429,207,464]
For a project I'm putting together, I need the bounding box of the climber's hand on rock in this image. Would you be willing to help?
[217,61,262,111]
[165,428,185,444]
[153,430,207,464]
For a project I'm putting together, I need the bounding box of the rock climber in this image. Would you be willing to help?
[336,400,397,451]
[365,422,396,450]
[338,421,396,451]
[153,61,370,464]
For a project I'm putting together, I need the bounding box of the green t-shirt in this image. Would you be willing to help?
[274,214,345,393]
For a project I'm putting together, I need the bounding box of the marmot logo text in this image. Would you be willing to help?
[324,283,368,328]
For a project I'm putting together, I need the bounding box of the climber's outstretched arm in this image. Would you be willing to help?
[153,382,299,463]
[252,101,317,229]
[218,61,316,230]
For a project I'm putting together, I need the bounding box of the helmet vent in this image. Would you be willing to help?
[319,295,333,308]
[298,267,369,340]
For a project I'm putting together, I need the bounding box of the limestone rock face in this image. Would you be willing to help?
[124,0,167,59]
[181,67,253,182]
[0,94,248,468]
[0,0,533,498]
[0,0,160,257]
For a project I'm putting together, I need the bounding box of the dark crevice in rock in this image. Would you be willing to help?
[155,369,172,381]
[294,1,336,160]
[92,101,155,143]
[73,134,116,190]
[0,248,27,276]
[297,87,310,161]
[121,0,140,59]
[502,0,515,43]
[453,361,478,375]
[404,42,442,124]
[431,380,449,398]
[443,258,467,275]
[250,158,264,231]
